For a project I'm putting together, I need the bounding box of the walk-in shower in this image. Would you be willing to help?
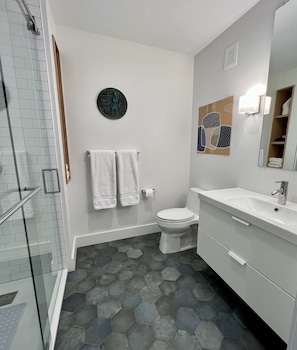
[0,0,66,349]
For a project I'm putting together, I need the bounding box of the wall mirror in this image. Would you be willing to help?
[259,0,297,171]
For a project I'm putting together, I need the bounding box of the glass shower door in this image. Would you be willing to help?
[0,61,44,349]
[0,0,66,348]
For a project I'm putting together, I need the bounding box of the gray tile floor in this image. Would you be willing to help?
[55,233,287,350]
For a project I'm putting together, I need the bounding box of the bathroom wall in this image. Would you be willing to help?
[50,24,194,266]
[189,0,297,202]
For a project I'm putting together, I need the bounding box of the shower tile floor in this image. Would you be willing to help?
[55,233,287,350]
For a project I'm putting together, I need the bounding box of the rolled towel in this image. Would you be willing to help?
[268,162,282,168]
[269,157,283,163]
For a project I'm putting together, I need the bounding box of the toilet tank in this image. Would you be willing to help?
[186,187,205,215]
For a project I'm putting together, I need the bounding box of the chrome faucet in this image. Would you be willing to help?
[271,180,289,205]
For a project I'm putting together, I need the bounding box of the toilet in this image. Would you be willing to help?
[157,187,204,254]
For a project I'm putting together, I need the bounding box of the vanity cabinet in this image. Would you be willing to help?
[197,201,296,342]
[267,85,295,166]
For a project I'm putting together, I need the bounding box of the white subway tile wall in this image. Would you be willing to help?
[0,0,66,283]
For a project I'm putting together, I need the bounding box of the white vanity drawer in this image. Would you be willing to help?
[198,228,294,342]
[199,201,297,297]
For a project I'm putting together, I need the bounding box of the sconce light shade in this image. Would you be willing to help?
[238,95,260,115]
[264,96,271,115]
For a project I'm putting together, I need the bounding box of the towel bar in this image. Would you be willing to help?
[86,150,140,156]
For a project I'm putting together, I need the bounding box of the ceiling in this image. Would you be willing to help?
[49,0,262,56]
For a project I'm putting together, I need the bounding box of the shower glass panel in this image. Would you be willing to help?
[0,0,66,348]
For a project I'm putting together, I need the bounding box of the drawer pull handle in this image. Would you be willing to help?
[231,216,250,226]
[228,251,246,266]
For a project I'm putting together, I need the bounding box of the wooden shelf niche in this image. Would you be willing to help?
[267,85,295,168]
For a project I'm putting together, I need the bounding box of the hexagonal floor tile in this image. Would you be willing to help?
[86,286,108,305]
[77,259,96,270]
[216,312,243,339]
[174,307,199,334]
[103,261,123,274]
[127,248,143,259]
[159,281,179,298]
[96,255,112,267]
[120,291,142,310]
[149,340,174,350]
[73,304,97,327]
[175,289,197,308]
[134,302,159,325]
[177,264,195,276]
[97,298,121,319]
[127,277,146,292]
[171,330,201,350]
[220,338,247,350]
[192,284,214,301]
[156,297,179,318]
[54,325,85,350]
[161,267,181,281]
[176,276,195,290]
[111,309,136,334]
[140,285,162,304]
[101,333,129,349]
[152,252,168,262]
[144,271,163,286]
[122,259,139,270]
[194,300,218,321]
[76,277,96,293]
[67,269,87,284]
[79,344,100,350]
[97,273,116,286]
[128,324,155,350]
[108,280,126,297]
[85,317,111,346]
[62,293,85,312]
[192,271,208,284]
[152,316,177,342]
[118,269,134,282]
[194,321,223,350]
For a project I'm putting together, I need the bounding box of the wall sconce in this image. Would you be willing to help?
[238,94,260,116]
[239,94,271,116]
[264,96,271,115]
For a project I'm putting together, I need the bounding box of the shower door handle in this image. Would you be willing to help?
[42,168,61,194]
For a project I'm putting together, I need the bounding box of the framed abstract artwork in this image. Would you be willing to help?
[197,96,233,155]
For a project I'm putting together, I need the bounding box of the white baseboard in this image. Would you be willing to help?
[68,223,159,271]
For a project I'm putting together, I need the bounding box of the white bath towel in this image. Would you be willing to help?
[89,150,117,210]
[116,150,140,206]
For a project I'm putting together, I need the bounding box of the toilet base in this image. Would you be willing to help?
[159,224,198,254]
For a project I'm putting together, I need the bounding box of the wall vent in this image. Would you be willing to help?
[224,41,239,71]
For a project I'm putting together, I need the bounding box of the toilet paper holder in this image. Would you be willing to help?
[141,189,156,194]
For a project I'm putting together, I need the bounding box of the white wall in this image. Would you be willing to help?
[190,0,297,203]
[54,26,194,263]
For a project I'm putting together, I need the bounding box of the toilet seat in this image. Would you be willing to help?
[157,208,195,223]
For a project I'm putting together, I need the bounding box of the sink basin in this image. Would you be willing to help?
[227,196,297,226]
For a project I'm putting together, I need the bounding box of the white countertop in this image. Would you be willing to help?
[198,187,297,246]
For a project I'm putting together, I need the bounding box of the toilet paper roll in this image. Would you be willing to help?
[144,189,154,198]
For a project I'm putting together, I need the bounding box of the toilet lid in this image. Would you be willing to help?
[157,208,195,222]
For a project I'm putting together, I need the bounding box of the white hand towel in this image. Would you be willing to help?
[116,150,140,207]
[89,150,117,210]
